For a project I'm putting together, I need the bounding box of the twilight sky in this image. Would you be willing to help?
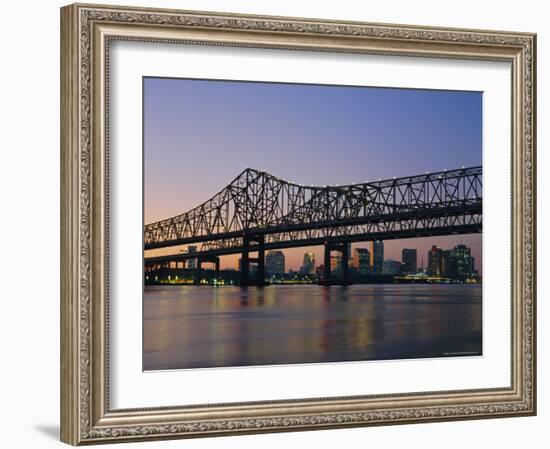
[144,77,482,272]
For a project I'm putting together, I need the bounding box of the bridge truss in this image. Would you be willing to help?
[144,166,482,285]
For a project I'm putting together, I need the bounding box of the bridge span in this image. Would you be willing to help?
[144,166,482,285]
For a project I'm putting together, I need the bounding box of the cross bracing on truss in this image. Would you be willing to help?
[144,166,482,259]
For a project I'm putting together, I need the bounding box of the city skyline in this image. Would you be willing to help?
[144,77,482,272]
[228,240,478,275]
[147,240,479,286]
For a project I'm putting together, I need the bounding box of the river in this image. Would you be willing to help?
[143,284,482,371]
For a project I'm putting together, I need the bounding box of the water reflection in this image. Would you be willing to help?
[143,284,482,371]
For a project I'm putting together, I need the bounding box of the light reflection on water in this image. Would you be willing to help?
[143,284,482,371]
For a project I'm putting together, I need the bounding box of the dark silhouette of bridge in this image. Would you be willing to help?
[144,166,482,286]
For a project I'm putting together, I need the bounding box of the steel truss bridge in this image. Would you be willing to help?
[144,166,482,285]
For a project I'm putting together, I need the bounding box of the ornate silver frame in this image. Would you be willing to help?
[60,3,536,445]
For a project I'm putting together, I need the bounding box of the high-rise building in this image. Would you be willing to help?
[401,248,417,274]
[434,244,477,279]
[301,252,315,274]
[186,245,197,270]
[370,240,384,274]
[238,258,259,274]
[428,245,443,276]
[330,254,343,275]
[265,250,285,276]
[383,259,402,275]
[425,244,477,279]
[441,250,453,277]
[353,248,371,274]
[452,244,475,277]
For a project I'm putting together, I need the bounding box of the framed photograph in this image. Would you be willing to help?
[60,3,537,445]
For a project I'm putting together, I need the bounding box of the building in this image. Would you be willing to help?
[265,250,285,276]
[186,245,197,270]
[428,245,443,276]
[301,252,315,274]
[453,244,475,276]
[238,258,258,274]
[330,254,343,275]
[383,259,402,275]
[353,248,370,274]
[441,250,453,277]
[401,248,417,274]
[443,244,475,279]
[425,244,477,279]
[370,240,384,274]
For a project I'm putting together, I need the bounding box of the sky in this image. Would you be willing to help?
[143,77,482,272]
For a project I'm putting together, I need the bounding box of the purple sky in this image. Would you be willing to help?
[144,77,482,272]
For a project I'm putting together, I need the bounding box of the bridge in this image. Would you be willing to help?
[144,166,482,286]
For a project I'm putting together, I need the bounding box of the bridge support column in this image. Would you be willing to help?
[240,235,250,287]
[341,242,350,285]
[322,241,351,286]
[240,234,265,287]
[194,256,220,285]
[256,235,265,287]
[194,259,202,285]
[323,243,331,286]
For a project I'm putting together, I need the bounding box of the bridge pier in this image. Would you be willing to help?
[322,241,351,286]
[341,242,350,285]
[240,235,249,286]
[323,244,331,285]
[240,234,265,287]
[257,241,265,286]
[194,261,202,285]
[194,256,220,285]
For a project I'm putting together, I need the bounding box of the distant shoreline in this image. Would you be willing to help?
[145,281,482,287]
